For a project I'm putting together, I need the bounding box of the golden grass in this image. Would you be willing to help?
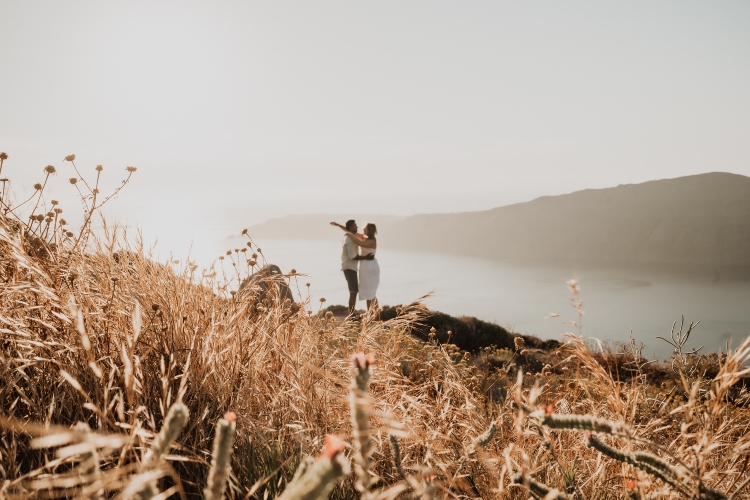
[1,155,749,499]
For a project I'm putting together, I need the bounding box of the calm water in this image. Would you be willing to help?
[212,238,748,360]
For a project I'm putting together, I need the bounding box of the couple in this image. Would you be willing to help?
[330,220,379,315]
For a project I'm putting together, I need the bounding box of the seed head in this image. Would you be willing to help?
[319,297,326,303]
[226,250,231,256]
[92,188,99,194]
[241,229,248,235]
[0,152,8,160]
[290,268,296,274]
[54,208,62,214]
[59,219,67,225]
[126,166,137,173]
[247,260,256,266]
[69,178,78,185]
[66,231,74,237]
[34,183,42,190]
[64,154,76,162]
[44,165,56,174]
[51,200,58,205]
[514,337,525,350]
[95,165,103,172]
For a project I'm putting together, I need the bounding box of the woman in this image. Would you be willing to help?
[330,221,379,310]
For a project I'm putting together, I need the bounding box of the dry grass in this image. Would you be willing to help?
[1,154,749,499]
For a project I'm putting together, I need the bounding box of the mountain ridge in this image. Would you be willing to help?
[247,172,750,266]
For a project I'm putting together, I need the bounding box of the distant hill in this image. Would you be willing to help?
[248,173,750,267]
[246,214,405,240]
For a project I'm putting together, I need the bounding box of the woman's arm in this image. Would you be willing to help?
[346,233,376,249]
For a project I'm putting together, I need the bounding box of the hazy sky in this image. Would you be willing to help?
[2,1,749,262]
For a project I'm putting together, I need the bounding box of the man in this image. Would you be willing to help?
[330,219,373,315]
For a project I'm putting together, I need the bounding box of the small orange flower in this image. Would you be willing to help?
[352,352,375,370]
[322,435,344,460]
[224,411,236,423]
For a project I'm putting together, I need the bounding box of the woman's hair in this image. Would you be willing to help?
[364,222,377,236]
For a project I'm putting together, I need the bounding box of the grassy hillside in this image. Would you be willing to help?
[1,156,750,499]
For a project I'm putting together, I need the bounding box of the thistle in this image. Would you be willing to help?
[136,403,190,499]
[277,435,350,500]
[204,411,237,500]
[350,352,375,499]
[473,419,500,449]
[511,472,572,500]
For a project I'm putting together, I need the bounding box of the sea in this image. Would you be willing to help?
[212,237,750,361]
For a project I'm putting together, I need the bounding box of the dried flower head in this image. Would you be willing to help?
[64,154,75,162]
[241,229,248,235]
[126,166,137,173]
[514,337,525,350]
[226,250,232,256]
[323,435,344,460]
[33,183,42,190]
[92,188,99,194]
[290,268,296,274]
[319,297,326,303]
[44,165,56,174]
[54,208,62,214]
[66,231,75,238]
[59,219,67,225]
[69,178,78,184]
[247,260,256,266]
[306,283,311,287]
[352,352,375,370]
[95,165,103,172]
[0,152,8,160]
[51,199,58,205]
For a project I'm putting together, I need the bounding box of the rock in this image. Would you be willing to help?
[238,264,295,303]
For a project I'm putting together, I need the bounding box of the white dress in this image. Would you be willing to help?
[358,247,380,301]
